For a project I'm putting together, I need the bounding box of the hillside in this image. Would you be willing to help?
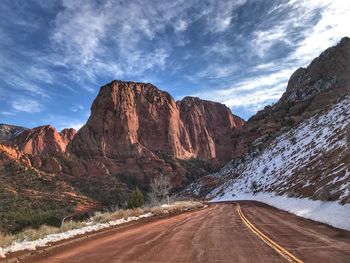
[0,144,97,233]
[192,95,349,204]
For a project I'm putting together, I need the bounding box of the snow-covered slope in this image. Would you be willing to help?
[201,95,350,230]
[209,95,350,204]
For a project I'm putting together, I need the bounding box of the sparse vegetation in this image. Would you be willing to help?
[346,123,350,144]
[0,233,15,248]
[128,187,144,209]
[0,161,81,234]
[290,135,297,145]
[0,201,204,249]
[250,181,258,194]
[262,166,268,174]
[148,174,172,205]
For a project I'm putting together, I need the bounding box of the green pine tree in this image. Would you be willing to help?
[128,187,144,209]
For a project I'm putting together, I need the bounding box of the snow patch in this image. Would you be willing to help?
[2,213,153,258]
[211,193,350,231]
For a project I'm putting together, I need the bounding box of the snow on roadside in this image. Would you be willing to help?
[2,213,152,258]
[211,193,350,231]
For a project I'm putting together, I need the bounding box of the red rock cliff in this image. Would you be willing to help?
[70,80,243,162]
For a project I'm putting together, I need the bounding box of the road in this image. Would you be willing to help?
[23,202,350,263]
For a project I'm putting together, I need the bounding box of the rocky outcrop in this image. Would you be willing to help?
[177,97,244,160]
[70,81,244,163]
[60,128,77,145]
[0,143,31,167]
[12,125,76,156]
[0,124,28,144]
[282,37,350,103]
[231,37,350,158]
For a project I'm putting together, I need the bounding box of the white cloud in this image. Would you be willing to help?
[174,19,188,32]
[63,121,85,131]
[52,0,109,66]
[289,0,350,65]
[0,111,15,116]
[193,68,294,109]
[12,98,43,113]
[70,104,84,112]
[193,0,350,114]
[251,0,350,63]
[205,0,247,33]
[44,114,86,131]
[49,0,250,81]
[50,0,181,80]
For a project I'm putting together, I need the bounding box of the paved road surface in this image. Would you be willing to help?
[23,202,350,263]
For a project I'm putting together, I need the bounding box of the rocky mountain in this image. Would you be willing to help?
[66,81,244,197]
[188,37,350,204]
[11,125,76,156]
[0,124,28,144]
[70,81,243,162]
[231,37,350,159]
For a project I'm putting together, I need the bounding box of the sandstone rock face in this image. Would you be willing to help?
[12,125,76,155]
[70,81,244,163]
[0,143,31,166]
[60,128,77,145]
[0,124,28,143]
[177,97,244,160]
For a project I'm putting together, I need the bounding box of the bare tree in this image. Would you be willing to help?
[148,174,172,205]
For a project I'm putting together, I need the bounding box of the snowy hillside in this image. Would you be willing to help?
[208,95,350,203]
[203,95,350,229]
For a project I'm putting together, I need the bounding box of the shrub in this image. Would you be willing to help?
[128,188,144,209]
[16,225,60,241]
[0,232,15,248]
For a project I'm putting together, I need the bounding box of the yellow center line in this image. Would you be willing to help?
[236,203,304,263]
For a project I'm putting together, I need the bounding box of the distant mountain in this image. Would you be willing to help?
[11,125,76,156]
[0,124,28,144]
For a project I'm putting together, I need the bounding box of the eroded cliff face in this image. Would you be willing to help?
[12,125,76,156]
[177,97,244,160]
[70,81,243,162]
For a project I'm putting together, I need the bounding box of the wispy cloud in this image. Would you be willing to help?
[12,98,43,113]
[188,0,350,116]
[70,104,84,112]
[5,77,48,98]
[1,0,350,128]
[193,68,294,108]
[44,114,86,131]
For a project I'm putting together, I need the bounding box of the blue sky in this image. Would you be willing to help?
[0,0,349,130]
